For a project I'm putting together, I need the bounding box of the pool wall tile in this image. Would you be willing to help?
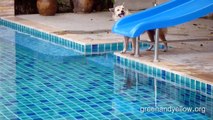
[162,70,166,80]
[180,76,185,86]
[176,74,180,84]
[0,18,86,53]
[118,43,123,50]
[196,81,201,91]
[171,73,175,82]
[0,18,127,55]
[99,44,105,53]
[191,79,195,90]
[207,84,211,95]
[112,43,117,51]
[105,44,111,52]
[114,54,213,96]
[201,83,206,93]
[166,71,171,81]
[0,19,158,55]
[148,66,153,76]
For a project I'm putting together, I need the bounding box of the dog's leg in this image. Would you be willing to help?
[121,36,129,54]
[159,29,168,52]
[130,38,136,55]
[146,30,155,51]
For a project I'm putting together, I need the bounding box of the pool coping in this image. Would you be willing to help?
[0,17,127,55]
[0,16,168,56]
[114,52,213,97]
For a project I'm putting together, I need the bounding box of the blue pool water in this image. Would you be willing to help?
[0,26,212,120]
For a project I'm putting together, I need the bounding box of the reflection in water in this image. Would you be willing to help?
[113,64,212,118]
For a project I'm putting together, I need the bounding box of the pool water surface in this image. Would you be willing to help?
[0,26,212,120]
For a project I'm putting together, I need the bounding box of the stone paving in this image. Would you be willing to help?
[0,0,14,17]
[1,11,213,83]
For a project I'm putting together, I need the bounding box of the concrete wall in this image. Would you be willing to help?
[114,0,169,10]
[0,0,14,16]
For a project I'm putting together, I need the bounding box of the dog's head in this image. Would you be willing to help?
[109,3,129,21]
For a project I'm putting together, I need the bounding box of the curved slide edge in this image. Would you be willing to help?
[112,0,213,38]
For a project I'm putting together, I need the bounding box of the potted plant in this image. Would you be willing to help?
[72,0,114,13]
[37,0,57,16]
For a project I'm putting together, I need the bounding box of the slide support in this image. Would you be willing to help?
[153,1,160,62]
[113,0,213,62]
[134,36,140,57]
[154,28,160,62]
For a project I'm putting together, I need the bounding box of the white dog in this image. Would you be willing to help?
[109,3,130,21]
[109,4,136,55]
[110,4,168,55]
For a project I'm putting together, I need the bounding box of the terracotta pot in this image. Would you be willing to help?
[37,0,57,16]
[73,0,94,13]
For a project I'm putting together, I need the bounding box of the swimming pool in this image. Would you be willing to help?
[0,26,212,120]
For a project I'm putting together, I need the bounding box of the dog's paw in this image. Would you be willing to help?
[120,50,126,54]
[146,48,152,51]
[162,47,168,52]
[146,45,154,51]
[130,52,135,56]
[162,49,167,52]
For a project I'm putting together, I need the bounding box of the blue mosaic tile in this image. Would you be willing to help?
[185,78,190,88]
[191,79,195,90]
[0,19,127,55]
[207,84,211,95]
[181,76,185,86]
[92,44,98,52]
[162,70,166,80]
[171,73,175,82]
[196,81,201,91]
[157,69,161,78]
[131,61,136,69]
[2,18,150,55]
[116,56,120,64]
[176,74,180,84]
[136,62,140,71]
[118,43,123,50]
[86,45,92,54]
[105,43,111,52]
[81,45,85,53]
[166,71,171,81]
[124,58,128,66]
[0,19,87,53]
[112,43,117,51]
[114,53,213,100]
[148,66,153,75]
[153,67,157,77]
[201,83,206,93]
[98,44,105,53]
[143,64,148,74]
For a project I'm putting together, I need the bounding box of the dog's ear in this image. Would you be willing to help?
[109,8,114,13]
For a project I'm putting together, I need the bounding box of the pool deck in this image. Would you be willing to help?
[1,12,213,84]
